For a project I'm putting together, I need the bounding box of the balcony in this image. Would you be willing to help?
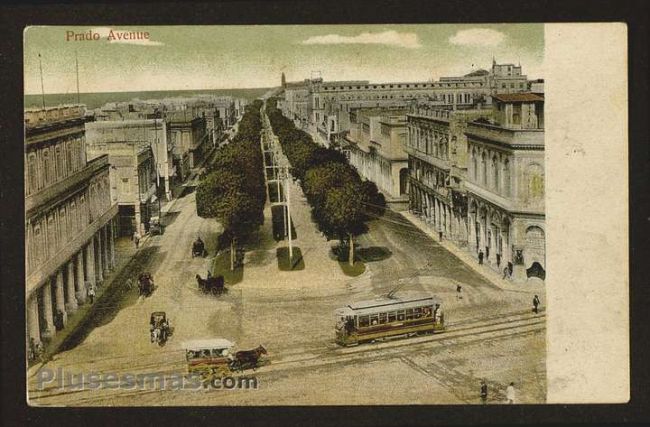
[26,155,110,217]
[465,121,544,149]
[406,145,451,171]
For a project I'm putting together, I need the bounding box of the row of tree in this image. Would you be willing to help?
[265,100,386,265]
[196,100,266,270]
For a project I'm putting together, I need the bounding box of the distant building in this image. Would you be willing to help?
[406,105,494,247]
[166,111,209,178]
[85,119,174,201]
[343,107,410,209]
[25,105,118,349]
[281,60,532,148]
[86,142,157,237]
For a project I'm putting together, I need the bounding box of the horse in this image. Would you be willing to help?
[231,345,267,372]
[195,274,226,296]
[138,273,154,297]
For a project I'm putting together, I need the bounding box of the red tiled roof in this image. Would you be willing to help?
[493,93,544,102]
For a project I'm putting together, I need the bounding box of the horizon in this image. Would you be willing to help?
[24,24,544,95]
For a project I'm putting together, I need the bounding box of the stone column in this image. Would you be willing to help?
[95,232,104,284]
[85,238,96,290]
[468,211,476,254]
[54,269,67,327]
[27,295,41,347]
[75,252,86,305]
[65,260,77,313]
[41,280,55,340]
[111,219,117,267]
[102,225,110,274]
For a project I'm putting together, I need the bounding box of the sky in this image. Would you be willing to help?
[24,24,544,95]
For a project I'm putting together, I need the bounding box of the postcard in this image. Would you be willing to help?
[23,23,628,406]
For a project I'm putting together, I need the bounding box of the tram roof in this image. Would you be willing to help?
[340,293,441,316]
[182,338,235,351]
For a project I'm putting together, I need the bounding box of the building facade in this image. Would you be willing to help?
[25,105,118,350]
[85,119,174,201]
[167,111,208,177]
[406,106,493,247]
[465,93,545,281]
[344,107,410,209]
[406,92,545,283]
[281,61,532,148]
[86,142,157,236]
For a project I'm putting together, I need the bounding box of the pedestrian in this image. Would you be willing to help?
[478,250,484,265]
[54,309,65,331]
[503,266,509,279]
[87,285,96,304]
[496,253,501,268]
[506,382,516,404]
[438,230,443,241]
[480,380,488,404]
[133,230,141,249]
[125,277,134,291]
[456,284,463,300]
[533,295,541,314]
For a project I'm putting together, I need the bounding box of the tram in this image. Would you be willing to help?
[334,292,444,346]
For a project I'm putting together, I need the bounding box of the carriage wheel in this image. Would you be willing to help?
[211,287,219,296]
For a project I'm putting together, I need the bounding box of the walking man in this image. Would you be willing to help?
[533,295,541,314]
[87,285,96,304]
[503,266,509,279]
[506,382,516,404]
[478,250,484,265]
[480,380,488,404]
[133,230,141,249]
[456,284,463,300]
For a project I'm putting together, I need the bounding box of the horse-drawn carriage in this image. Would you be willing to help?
[192,237,207,258]
[138,272,155,297]
[195,273,226,296]
[182,339,267,383]
[150,311,172,345]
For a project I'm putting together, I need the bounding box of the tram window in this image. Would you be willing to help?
[379,313,387,324]
[359,316,370,328]
[406,309,414,320]
[414,307,422,318]
[397,310,405,321]
[370,314,379,325]
[422,307,432,317]
[388,311,396,322]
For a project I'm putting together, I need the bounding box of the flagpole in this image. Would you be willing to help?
[38,53,45,109]
[75,51,80,104]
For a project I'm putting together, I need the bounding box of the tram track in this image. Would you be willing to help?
[29,309,544,405]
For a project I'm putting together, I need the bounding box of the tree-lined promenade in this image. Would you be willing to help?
[196,100,266,270]
[265,99,386,266]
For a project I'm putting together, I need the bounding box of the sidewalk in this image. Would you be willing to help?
[400,211,544,295]
[29,237,138,368]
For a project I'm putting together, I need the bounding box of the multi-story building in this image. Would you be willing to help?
[167,111,208,178]
[465,93,545,282]
[406,105,493,247]
[406,93,545,283]
[86,142,157,236]
[281,60,531,148]
[85,119,174,201]
[25,105,118,349]
[343,107,410,209]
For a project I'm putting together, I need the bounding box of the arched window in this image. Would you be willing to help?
[55,146,63,180]
[526,163,545,203]
[42,149,50,186]
[481,152,487,185]
[492,155,500,192]
[27,154,37,194]
[503,159,511,197]
[472,150,478,181]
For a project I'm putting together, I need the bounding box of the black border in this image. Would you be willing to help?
[1,1,648,426]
